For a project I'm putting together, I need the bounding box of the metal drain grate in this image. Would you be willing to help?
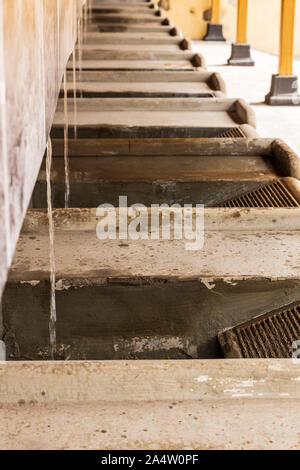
[218,302,300,358]
[220,180,300,208]
[217,128,246,138]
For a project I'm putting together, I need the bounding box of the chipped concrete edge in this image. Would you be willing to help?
[271,139,300,180]
[20,207,300,234]
[1,359,300,403]
[210,71,227,95]
[191,52,207,69]
[235,98,257,129]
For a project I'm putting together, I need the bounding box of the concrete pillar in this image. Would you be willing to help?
[203,0,225,42]
[228,0,254,66]
[265,0,300,105]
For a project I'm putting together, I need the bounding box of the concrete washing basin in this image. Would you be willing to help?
[52,97,256,138]
[63,70,225,98]
[2,207,300,361]
[32,138,300,208]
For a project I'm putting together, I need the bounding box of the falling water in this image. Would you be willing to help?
[72,52,78,139]
[77,13,83,98]
[78,14,82,73]
[46,137,56,360]
[0,340,6,362]
[84,0,88,35]
[72,0,78,139]
[89,0,93,23]
[63,71,70,208]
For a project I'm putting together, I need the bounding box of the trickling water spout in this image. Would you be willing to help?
[72,52,78,139]
[77,14,83,93]
[84,0,88,35]
[89,0,93,21]
[0,340,6,362]
[63,71,70,208]
[46,136,56,360]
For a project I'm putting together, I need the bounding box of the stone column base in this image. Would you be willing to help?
[203,23,225,42]
[265,74,300,105]
[227,43,254,66]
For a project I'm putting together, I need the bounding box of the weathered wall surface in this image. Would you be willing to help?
[158,0,300,57]
[0,1,9,300]
[0,0,84,297]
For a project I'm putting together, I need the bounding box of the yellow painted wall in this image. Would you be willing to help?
[158,0,211,39]
[157,0,300,57]
[247,0,300,58]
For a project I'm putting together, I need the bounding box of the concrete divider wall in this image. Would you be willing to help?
[0,0,85,297]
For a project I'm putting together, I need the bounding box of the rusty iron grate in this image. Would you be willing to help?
[219,180,300,208]
[217,128,246,138]
[218,302,300,358]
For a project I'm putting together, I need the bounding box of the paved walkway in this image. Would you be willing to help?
[193,41,300,156]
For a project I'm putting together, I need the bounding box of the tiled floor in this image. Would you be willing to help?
[193,41,300,156]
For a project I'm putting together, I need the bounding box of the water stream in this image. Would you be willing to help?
[46,136,57,360]
[89,0,93,24]
[77,13,83,92]
[84,0,88,35]
[72,52,78,139]
[45,1,84,358]
[63,70,70,208]
[0,340,6,362]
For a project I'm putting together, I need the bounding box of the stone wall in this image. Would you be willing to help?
[0,0,84,297]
